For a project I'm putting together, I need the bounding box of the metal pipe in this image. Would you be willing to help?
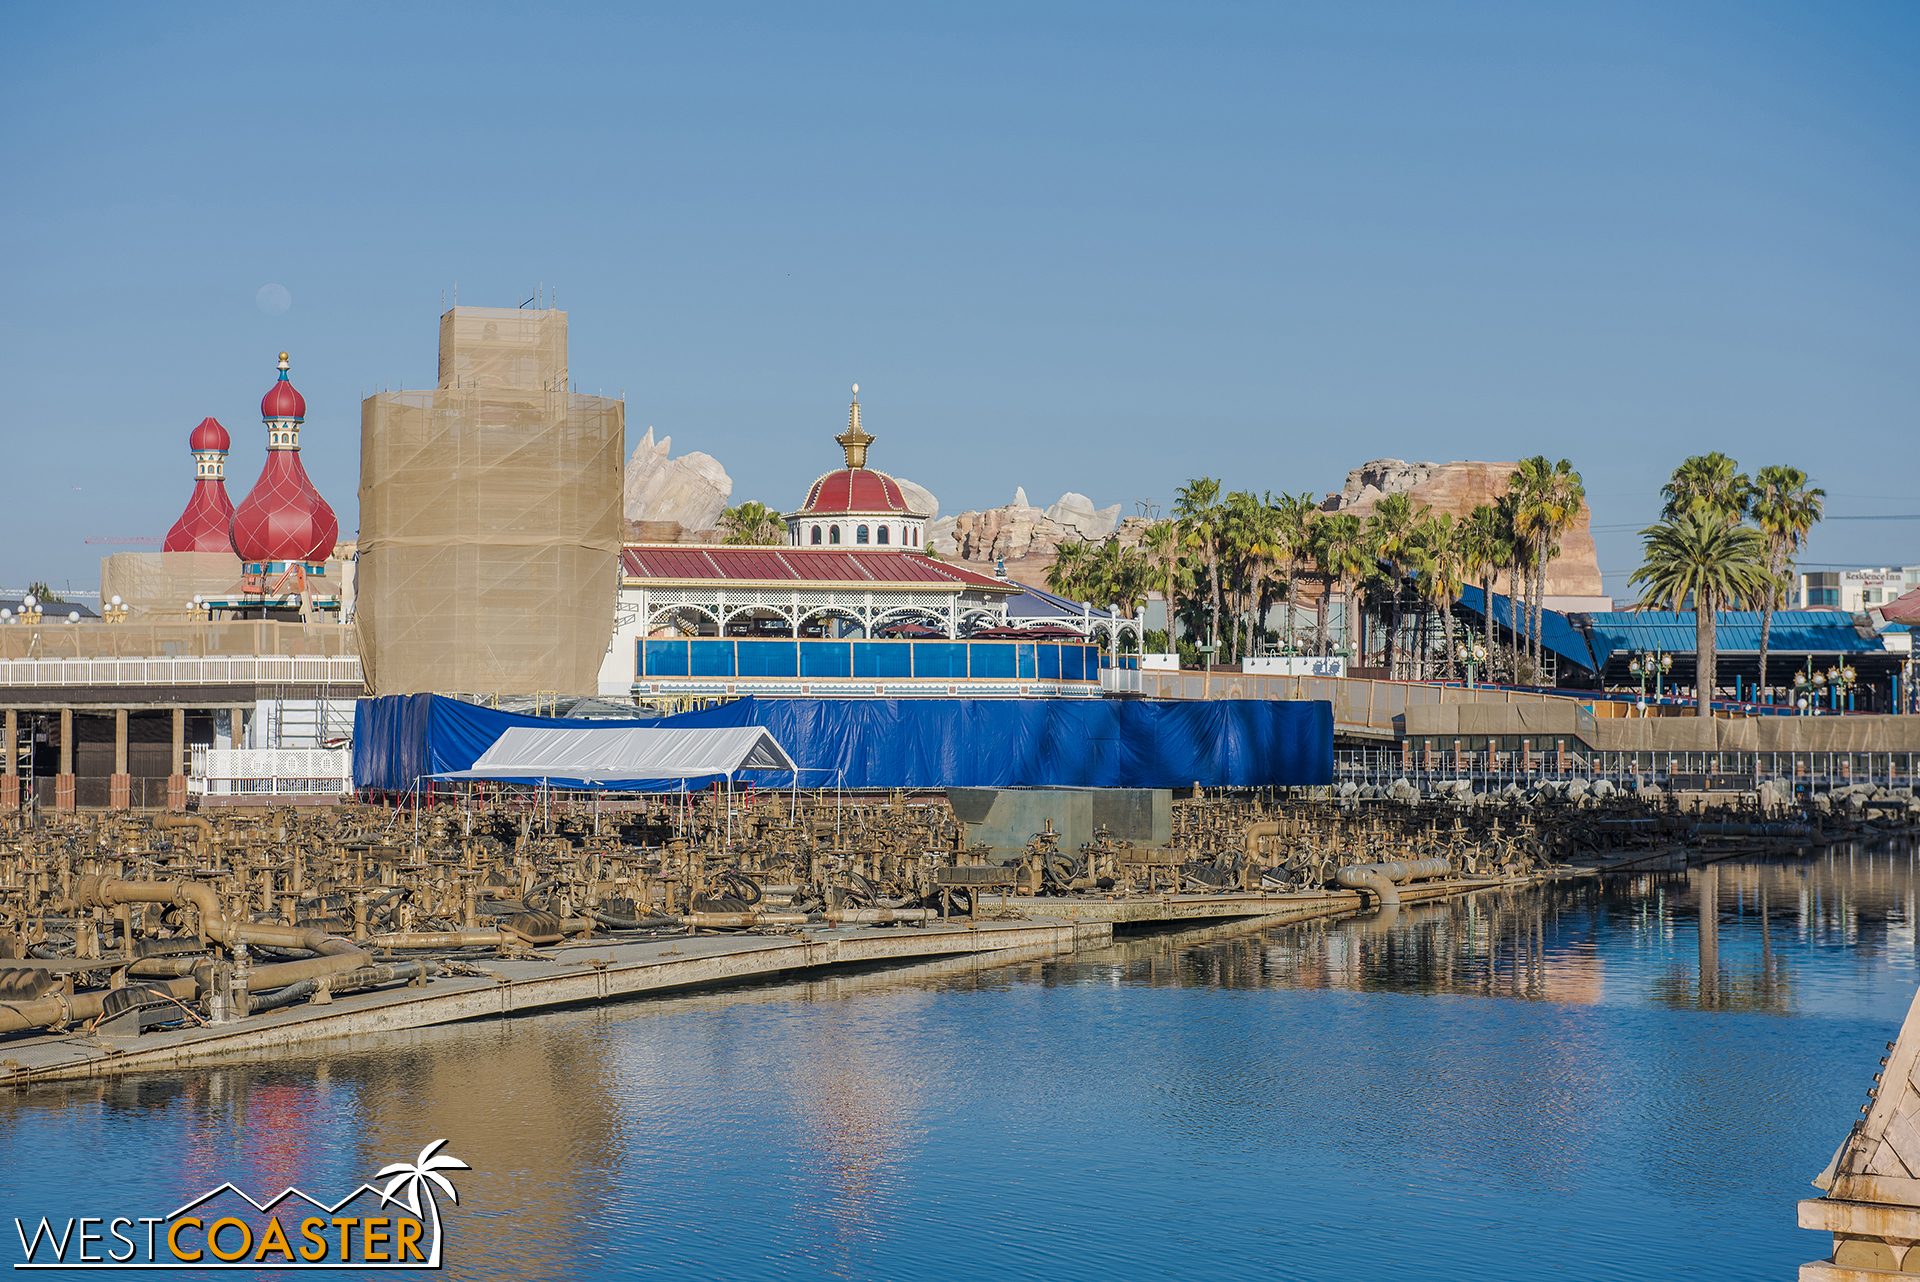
[1334,858,1450,910]
[1242,820,1282,890]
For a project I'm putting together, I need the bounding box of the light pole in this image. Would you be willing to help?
[1629,650,1672,713]
[1456,640,1487,688]
[102,595,129,623]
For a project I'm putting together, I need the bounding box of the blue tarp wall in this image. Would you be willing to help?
[353,694,1334,792]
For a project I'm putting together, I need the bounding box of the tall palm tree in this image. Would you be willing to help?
[1271,493,1319,654]
[1045,537,1092,600]
[1364,492,1426,678]
[718,500,787,546]
[1748,465,1825,698]
[1311,512,1369,659]
[1224,490,1281,661]
[1141,519,1181,645]
[1511,456,1584,683]
[1458,502,1511,680]
[1630,511,1773,718]
[1661,452,1751,526]
[1175,478,1227,661]
[1495,490,1531,680]
[1413,511,1462,680]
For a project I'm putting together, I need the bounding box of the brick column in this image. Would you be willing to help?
[110,708,131,810]
[55,707,74,812]
[167,707,187,812]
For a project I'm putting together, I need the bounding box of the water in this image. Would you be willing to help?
[5,843,1918,1279]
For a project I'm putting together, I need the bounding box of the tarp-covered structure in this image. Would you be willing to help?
[434,725,794,788]
[354,693,1333,793]
[356,307,623,699]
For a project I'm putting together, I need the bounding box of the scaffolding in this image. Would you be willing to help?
[99,551,246,620]
[356,307,623,698]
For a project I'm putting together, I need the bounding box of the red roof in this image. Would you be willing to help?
[189,416,230,451]
[621,546,1013,591]
[1885,588,1920,624]
[795,468,915,515]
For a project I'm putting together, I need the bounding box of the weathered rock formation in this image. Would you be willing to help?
[624,427,732,532]
[893,478,939,524]
[1320,459,1605,602]
[930,490,1139,591]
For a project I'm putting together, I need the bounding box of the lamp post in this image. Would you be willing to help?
[1,594,43,625]
[1456,641,1487,688]
[1829,662,1858,712]
[102,595,129,624]
[1629,650,1673,712]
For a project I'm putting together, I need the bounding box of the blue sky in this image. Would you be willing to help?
[3,2,1916,599]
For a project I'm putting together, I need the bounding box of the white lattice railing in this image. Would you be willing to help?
[190,747,354,796]
[0,655,362,687]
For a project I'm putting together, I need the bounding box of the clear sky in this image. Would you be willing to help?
[3,2,1916,600]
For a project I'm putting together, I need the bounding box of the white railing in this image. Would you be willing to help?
[0,655,363,687]
[190,747,354,796]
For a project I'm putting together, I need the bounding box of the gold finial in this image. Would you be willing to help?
[277,352,290,370]
[834,384,874,469]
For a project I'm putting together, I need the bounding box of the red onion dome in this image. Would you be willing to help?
[189,416,230,452]
[229,454,338,563]
[164,480,236,554]
[796,468,914,515]
[260,351,306,420]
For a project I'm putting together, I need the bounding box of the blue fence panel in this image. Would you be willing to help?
[913,642,968,679]
[737,640,798,677]
[690,640,735,677]
[969,643,1016,679]
[1037,645,1060,680]
[1017,644,1036,679]
[643,640,688,677]
[852,641,913,679]
[800,641,851,678]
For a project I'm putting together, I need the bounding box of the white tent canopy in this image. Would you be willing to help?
[433,726,795,784]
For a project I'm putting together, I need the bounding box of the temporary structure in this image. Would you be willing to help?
[433,725,794,786]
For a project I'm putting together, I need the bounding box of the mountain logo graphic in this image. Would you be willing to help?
[12,1140,470,1270]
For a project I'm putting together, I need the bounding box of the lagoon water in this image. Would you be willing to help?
[4,845,1918,1280]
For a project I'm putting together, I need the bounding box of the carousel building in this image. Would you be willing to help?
[603,392,1135,701]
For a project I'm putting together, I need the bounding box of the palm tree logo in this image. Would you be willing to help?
[376,1139,470,1267]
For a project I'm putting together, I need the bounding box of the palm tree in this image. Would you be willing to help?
[1141,519,1182,647]
[1175,479,1227,662]
[1364,492,1427,677]
[1661,453,1751,526]
[717,500,787,546]
[1045,537,1092,600]
[1413,511,1462,680]
[1511,456,1584,683]
[1271,493,1318,654]
[1087,538,1150,623]
[377,1140,469,1266]
[1749,465,1825,699]
[1311,512,1369,659]
[1458,502,1511,681]
[1223,490,1280,661]
[1629,511,1773,718]
[1495,490,1530,680]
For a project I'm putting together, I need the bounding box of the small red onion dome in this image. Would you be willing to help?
[260,351,306,420]
[188,416,230,452]
[164,419,236,553]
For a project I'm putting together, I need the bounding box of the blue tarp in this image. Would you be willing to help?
[353,694,1334,793]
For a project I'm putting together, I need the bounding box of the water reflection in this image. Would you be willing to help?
[0,841,1915,1282]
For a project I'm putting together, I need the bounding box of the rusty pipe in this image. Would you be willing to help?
[0,975,199,1036]
[1334,858,1450,911]
[1242,820,1282,890]
[154,815,212,839]
[75,876,370,979]
[365,929,517,949]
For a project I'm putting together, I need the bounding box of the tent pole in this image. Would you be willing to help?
[726,773,733,851]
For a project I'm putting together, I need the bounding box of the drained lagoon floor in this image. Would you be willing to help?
[4,843,1917,1280]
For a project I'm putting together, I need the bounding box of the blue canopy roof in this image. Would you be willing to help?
[1456,585,1599,673]
[1581,609,1881,669]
